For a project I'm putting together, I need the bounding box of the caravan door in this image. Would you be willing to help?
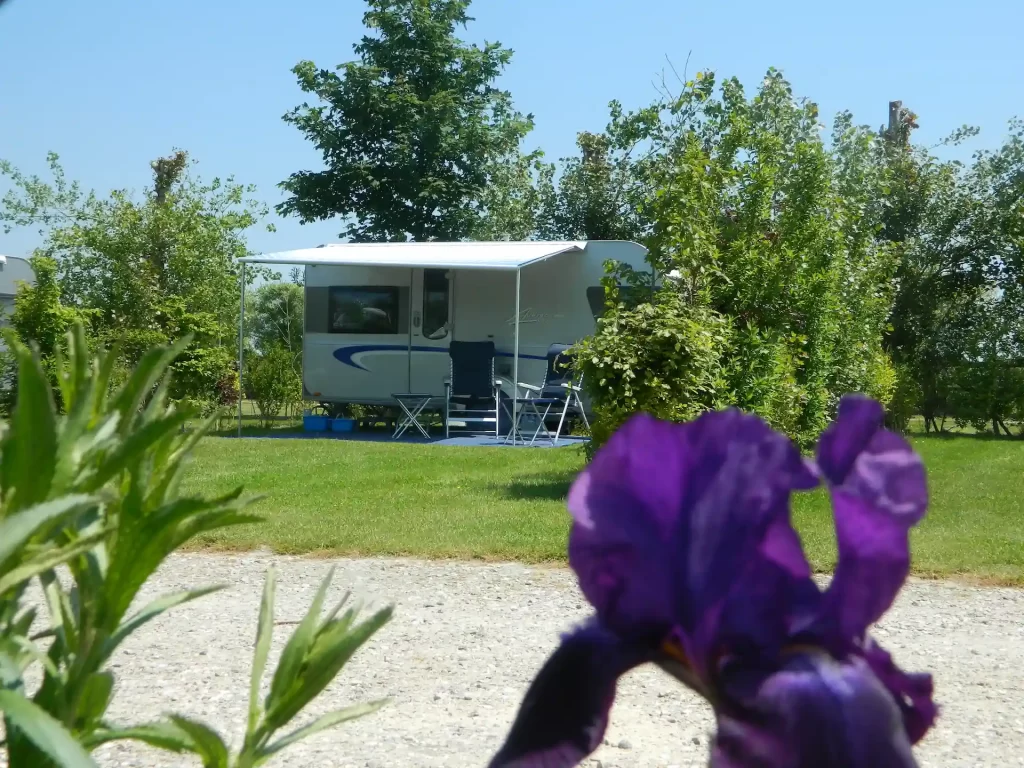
[410,268,453,396]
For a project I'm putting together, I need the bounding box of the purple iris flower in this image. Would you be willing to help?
[489,395,937,768]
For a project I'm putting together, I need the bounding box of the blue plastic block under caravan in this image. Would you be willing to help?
[303,414,329,432]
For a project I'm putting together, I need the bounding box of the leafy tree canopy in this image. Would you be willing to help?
[279,0,535,242]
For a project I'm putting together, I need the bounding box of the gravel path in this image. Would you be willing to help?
[64,553,1024,767]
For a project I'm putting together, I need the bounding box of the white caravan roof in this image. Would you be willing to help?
[238,241,593,271]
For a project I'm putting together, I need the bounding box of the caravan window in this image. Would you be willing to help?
[587,285,641,319]
[315,286,409,335]
[422,269,450,339]
[586,286,607,319]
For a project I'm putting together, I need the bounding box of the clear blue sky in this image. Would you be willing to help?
[1,0,1021,260]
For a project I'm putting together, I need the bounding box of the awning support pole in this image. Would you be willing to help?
[513,267,521,446]
[237,261,246,438]
[408,268,414,391]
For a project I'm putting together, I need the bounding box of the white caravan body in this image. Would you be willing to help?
[242,241,650,407]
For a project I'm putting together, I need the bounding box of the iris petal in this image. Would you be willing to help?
[568,410,818,664]
[813,395,929,641]
[567,415,689,640]
[714,519,823,660]
[712,653,920,768]
[860,638,937,745]
[488,622,647,768]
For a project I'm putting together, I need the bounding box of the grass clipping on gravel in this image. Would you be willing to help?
[181,434,1024,585]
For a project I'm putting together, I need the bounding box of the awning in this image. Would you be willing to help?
[238,240,589,271]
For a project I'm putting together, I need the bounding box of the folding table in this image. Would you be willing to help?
[392,393,435,439]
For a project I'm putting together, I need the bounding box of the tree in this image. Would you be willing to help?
[538,121,652,243]
[880,115,1024,434]
[944,289,1024,435]
[471,149,548,241]
[0,151,270,408]
[248,281,304,370]
[279,0,534,242]
[579,70,900,448]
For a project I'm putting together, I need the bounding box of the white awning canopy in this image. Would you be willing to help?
[238,240,589,271]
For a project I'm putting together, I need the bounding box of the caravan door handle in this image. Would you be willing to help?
[412,309,421,333]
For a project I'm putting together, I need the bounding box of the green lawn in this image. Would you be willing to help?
[182,434,1024,584]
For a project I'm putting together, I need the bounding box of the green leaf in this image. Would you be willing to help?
[54,324,93,428]
[1,343,59,511]
[86,409,192,491]
[89,342,121,417]
[9,605,38,641]
[264,604,392,731]
[148,413,231,503]
[248,568,277,735]
[258,700,387,761]
[0,647,25,688]
[77,671,114,729]
[0,634,60,680]
[102,585,224,663]
[0,530,109,595]
[0,494,97,569]
[167,715,229,768]
[82,721,196,753]
[109,339,188,433]
[0,689,99,768]
[40,569,79,651]
[68,324,92,402]
[321,589,352,626]
[100,492,253,627]
[264,567,334,716]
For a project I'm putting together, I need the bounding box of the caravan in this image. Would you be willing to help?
[239,240,650,411]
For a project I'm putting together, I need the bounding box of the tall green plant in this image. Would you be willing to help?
[0,326,390,767]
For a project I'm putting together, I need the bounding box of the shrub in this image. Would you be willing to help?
[577,291,732,453]
[247,346,301,428]
[0,325,390,767]
[2,255,93,415]
[883,362,919,434]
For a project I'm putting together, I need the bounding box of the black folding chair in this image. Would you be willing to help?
[444,341,510,439]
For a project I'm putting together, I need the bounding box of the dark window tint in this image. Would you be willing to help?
[587,285,643,319]
[586,286,606,319]
[303,286,409,335]
[329,287,400,334]
[422,269,450,339]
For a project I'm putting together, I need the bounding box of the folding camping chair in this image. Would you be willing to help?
[444,341,511,439]
[507,344,589,445]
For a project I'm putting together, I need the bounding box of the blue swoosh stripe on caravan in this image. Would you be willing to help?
[332,345,546,371]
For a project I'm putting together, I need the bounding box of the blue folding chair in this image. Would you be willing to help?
[444,341,511,439]
[508,344,589,445]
